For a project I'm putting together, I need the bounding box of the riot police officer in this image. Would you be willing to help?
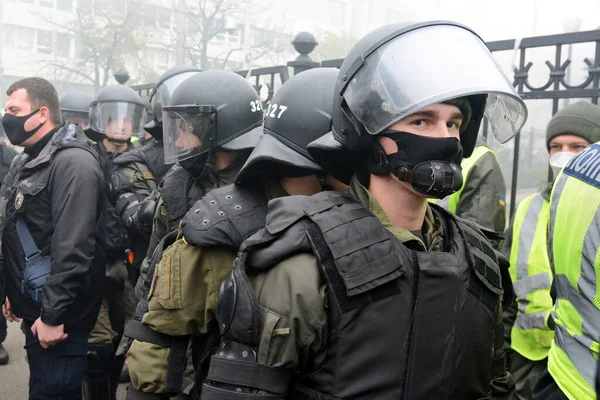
[125,69,263,398]
[59,90,92,129]
[108,67,201,291]
[133,70,263,292]
[202,21,527,399]
[84,84,148,400]
[106,67,202,391]
[125,67,342,400]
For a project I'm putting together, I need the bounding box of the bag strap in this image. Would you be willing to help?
[15,215,40,259]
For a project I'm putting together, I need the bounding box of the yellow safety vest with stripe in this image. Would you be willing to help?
[508,192,554,361]
[434,145,494,212]
[547,143,600,400]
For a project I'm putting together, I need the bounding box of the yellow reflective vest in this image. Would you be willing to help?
[547,143,600,400]
[508,192,554,361]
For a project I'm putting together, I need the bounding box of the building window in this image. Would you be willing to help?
[157,7,172,30]
[155,49,173,71]
[56,0,72,11]
[252,27,272,47]
[147,48,173,71]
[186,14,202,33]
[3,25,16,50]
[36,30,54,54]
[138,3,157,28]
[39,0,55,7]
[77,0,92,14]
[56,33,71,57]
[16,27,34,51]
[227,25,241,44]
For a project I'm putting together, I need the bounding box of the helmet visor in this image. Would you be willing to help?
[62,111,90,129]
[343,24,527,143]
[162,106,216,164]
[89,101,146,140]
[151,71,200,123]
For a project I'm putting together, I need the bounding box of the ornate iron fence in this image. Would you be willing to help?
[131,29,600,220]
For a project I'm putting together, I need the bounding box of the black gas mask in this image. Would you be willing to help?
[369,131,464,199]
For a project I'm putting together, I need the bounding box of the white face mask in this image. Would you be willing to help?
[549,151,576,175]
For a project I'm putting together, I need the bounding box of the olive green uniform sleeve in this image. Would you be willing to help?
[128,239,237,394]
[455,152,507,234]
[249,253,328,374]
[125,163,156,198]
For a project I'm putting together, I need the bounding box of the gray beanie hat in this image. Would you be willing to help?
[546,101,600,149]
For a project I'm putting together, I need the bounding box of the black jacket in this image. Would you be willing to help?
[1,124,105,332]
[94,141,132,259]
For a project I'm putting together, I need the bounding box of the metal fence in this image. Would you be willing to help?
[131,29,600,220]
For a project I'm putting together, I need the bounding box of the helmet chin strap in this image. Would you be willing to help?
[368,135,464,199]
[317,173,333,191]
[107,137,130,145]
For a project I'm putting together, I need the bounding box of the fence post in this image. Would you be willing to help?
[287,32,320,75]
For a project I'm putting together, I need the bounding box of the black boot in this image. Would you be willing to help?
[110,354,126,400]
[82,343,114,400]
[0,344,8,365]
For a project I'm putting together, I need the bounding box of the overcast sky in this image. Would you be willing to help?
[402,0,596,41]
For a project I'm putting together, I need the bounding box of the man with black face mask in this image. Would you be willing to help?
[203,21,527,400]
[0,77,104,399]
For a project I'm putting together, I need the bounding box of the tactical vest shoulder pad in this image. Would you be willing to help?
[181,184,267,250]
[247,191,411,311]
[113,147,145,166]
[451,213,504,295]
[139,142,170,182]
[305,192,410,303]
[244,191,360,270]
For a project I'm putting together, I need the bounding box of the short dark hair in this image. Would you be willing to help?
[7,77,62,125]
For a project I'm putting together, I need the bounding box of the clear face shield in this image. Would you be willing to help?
[61,110,90,129]
[151,71,200,124]
[89,101,146,141]
[343,24,527,143]
[162,105,217,164]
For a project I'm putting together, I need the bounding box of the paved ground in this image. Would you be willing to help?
[0,321,127,399]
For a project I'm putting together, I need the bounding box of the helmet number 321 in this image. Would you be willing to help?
[250,100,263,113]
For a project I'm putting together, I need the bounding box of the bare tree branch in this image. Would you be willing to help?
[42,0,148,91]
[41,61,97,85]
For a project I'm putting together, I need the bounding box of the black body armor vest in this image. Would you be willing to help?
[204,191,504,400]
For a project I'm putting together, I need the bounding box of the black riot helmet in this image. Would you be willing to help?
[308,21,527,187]
[235,68,338,184]
[60,90,93,129]
[145,66,203,141]
[162,70,263,165]
[87,84,147,143]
